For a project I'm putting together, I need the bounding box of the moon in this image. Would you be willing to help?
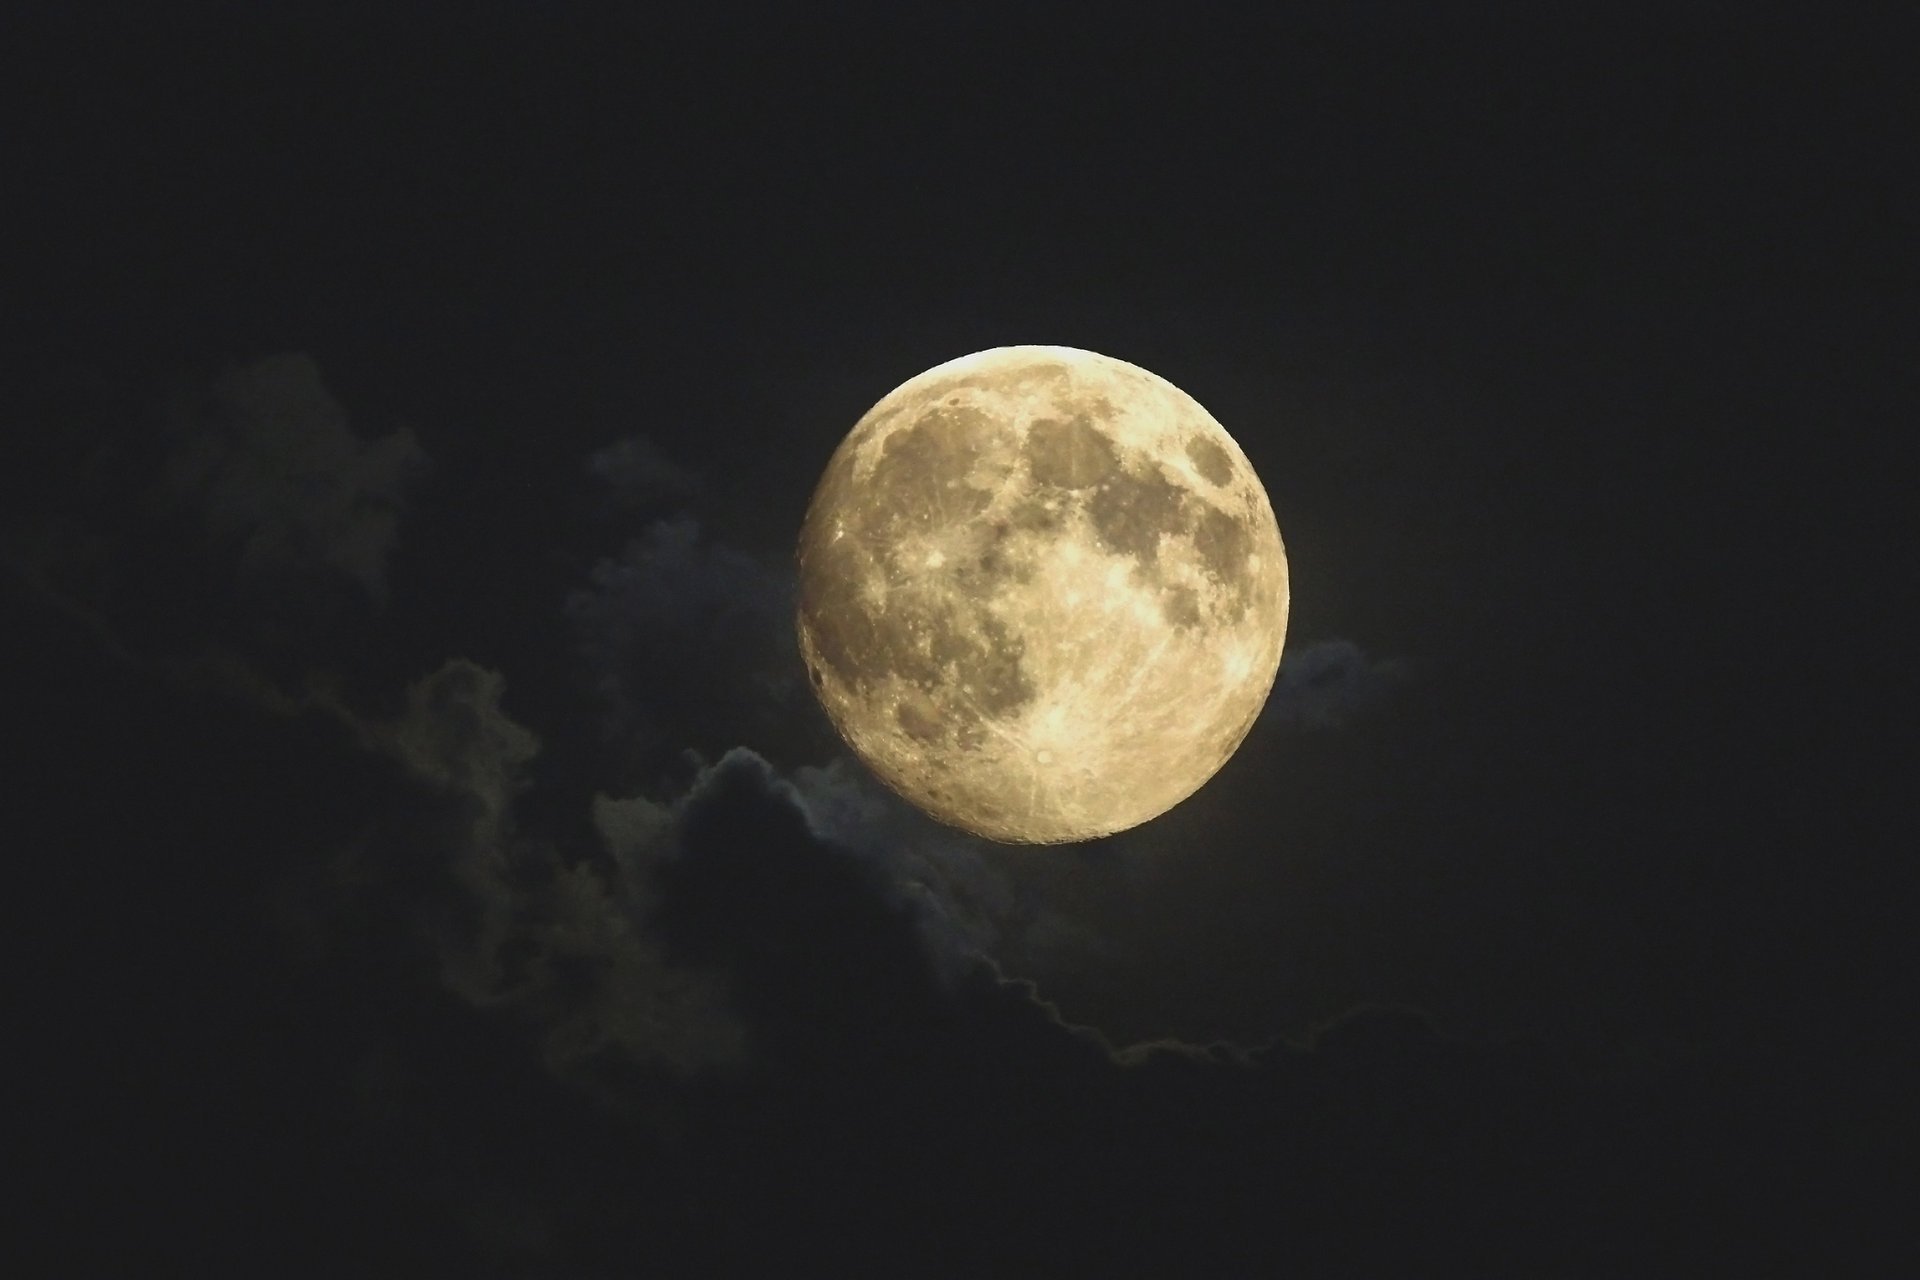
[796,346,1288,843]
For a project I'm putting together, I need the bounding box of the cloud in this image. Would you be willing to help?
[140,638,1643,1273]
[273,659,1123,1100]
[345,675,1125,1090]
[787,757,1012,966]
[648,750,954,1051]
[349,660,749,1091]
[586,435,700,515]
[637,748,1190,1068]
[786,755,1115,981]
[159,352,426,604]
[601,745,1626,1274]
[566,513,802,764]
[1262,638,1411,731]
[384,659,540,821]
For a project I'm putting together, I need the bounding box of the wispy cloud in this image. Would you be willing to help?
[159,353,427,604]
[1263,638,1411,731]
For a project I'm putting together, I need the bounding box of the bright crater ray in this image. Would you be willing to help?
[796,345,1289,843]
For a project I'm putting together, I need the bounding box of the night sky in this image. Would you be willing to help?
[7,6,1904,1275]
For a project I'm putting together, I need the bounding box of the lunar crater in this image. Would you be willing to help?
[1184,433,1236,486]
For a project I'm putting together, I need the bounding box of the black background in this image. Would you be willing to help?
[7,5,1906,1275]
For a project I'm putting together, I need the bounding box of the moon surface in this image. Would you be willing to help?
[796,346,1288,843]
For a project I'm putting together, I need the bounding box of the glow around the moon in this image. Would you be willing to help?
[796,346,1288,843]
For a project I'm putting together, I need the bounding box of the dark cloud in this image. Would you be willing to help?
[789,754,1118,981]
[358,659,1110,1092]
[586,434,700,515]
[566,514,803,767]
[455,739,1675,1276]
[295,655,1098,1105]
[5,355,427,683]
[651,750,955,1052]
[1263,638,1411,731]
[302,647,1142,1099]
[16,547,1818,1274]
[338,659,749,1090]
[159,353,426,605]
[797,759,1016,973]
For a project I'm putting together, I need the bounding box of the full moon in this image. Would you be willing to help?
[796,346,1288,843]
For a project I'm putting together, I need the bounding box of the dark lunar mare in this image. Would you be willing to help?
[1031,425,1257,627]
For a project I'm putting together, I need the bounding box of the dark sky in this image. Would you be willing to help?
[7,5,1905,1275]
